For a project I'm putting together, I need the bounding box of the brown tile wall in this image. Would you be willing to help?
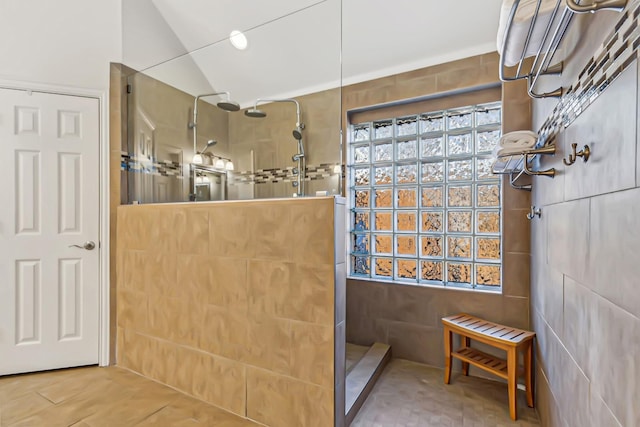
[530,10,640,427]
[116,197,344,427]
[343,53,533,372]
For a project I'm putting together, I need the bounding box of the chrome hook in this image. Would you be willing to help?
[526,206,541,220]
[563,143,591,166]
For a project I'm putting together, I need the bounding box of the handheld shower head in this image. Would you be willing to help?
[201,139,217,154]
[292,126,304,140]
[244,108,267,118]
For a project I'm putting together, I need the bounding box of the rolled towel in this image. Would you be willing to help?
[497,0,564,67]
[499,130,538,149]
[492,131,538,158]
[493,145,533,158]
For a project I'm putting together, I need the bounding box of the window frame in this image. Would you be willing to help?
[347,101,503,292]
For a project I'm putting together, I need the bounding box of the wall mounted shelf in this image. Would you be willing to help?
[492,144,556,190]
[498,0,628,99]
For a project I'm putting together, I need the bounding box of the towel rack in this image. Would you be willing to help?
[499,0,628,99]
[491,144,557,190]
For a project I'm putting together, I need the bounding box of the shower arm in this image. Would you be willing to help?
[191,92,232,156]
[252,98,302,128]
[250,97,305,196]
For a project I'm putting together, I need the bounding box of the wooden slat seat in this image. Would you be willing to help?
[442,313,536,421]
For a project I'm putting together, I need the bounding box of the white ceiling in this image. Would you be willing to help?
[124,0,504,107]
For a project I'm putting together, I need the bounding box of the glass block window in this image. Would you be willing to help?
[348,102,502,291]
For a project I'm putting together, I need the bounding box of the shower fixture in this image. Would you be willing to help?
[189,91,239,159]
[292,126,303,141]
[244,108,267,118]
[201,139,218,153]
[244,98,306,196]
[189,91,239,198]
[244,98,303,128]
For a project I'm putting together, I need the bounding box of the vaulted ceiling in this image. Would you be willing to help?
[123,0,504,106]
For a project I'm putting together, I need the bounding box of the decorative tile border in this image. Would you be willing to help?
[121,152,340,185]
[120,152,183,177]
[538,0,640,143]
[228,163,341,185]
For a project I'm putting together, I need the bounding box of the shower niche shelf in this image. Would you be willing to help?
[498,0,628,99]
[491,144,556,190]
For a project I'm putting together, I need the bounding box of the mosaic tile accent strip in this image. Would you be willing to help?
[120,153,183,177]
[538,0,640,144]
[120,152,340,185]
[228,163,341,185]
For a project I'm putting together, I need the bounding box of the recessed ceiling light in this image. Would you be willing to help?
[229,30,248,50]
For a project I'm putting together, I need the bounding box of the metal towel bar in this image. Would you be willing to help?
[499,0,628,98]
[491,144,557,190]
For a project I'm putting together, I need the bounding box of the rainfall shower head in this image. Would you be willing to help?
[245,98,302,125]
[193,91,239,116]
[244,108,267,118]
[217,100,240,112]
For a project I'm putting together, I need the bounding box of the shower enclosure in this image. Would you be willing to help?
[123,77,342,203]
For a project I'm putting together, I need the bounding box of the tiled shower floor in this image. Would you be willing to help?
[351,358,540,427]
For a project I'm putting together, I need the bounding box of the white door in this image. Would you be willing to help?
[0,88,100,375]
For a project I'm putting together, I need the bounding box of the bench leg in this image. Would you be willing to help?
[444,327,452,384]
[507,348,518,421]
[461,336,470,376]
[525,341,534,408]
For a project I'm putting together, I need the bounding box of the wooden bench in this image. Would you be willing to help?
[442,313,535,421]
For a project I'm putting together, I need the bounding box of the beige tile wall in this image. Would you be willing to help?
[127,71,230,203]
[530,10,640,427]
[116,197,344,427]
[109,63,136,363]
[228,88,342,199]
[343,53,533,370]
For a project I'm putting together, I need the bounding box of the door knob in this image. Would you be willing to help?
[69,241,96,250]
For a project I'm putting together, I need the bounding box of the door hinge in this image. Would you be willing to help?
[126,84,132,94]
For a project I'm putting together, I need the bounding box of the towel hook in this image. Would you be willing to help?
[526,206,541,220]
[563,143,591,166]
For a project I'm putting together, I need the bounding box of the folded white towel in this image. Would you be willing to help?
[492,131,538,158]
[497,0,564,67]
[499,130,538,148]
